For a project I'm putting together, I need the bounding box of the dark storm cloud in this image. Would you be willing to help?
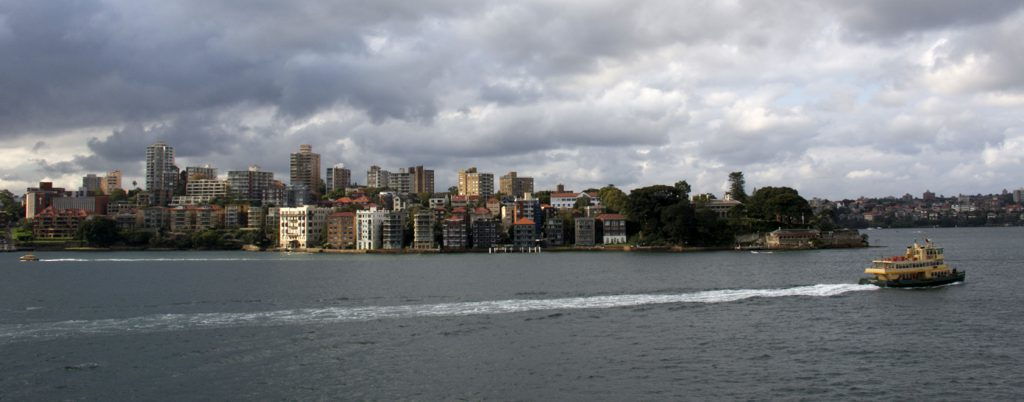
[825,0,1024,39]
[2,0,1024,197]
[0,0,480,136]
[86,114,243,162]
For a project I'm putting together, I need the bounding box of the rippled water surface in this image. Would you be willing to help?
[2,227,1022,399]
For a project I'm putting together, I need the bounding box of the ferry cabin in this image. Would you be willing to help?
[863,242,956,282]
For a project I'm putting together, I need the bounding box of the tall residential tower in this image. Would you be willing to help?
[289,144,321,200]
[145,141,178,206]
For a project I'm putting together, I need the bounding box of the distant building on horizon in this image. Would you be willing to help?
[81,174,102,195]
[289,144,321,200]
[326,165,351,193]
[408,165,435,194]
[458,167,494,199]
[185,165,217,181]
[227,165,274,203]
[499,171,534,198]
[101,170,122,194]
[388,169,413,194]
[366,165,391,189]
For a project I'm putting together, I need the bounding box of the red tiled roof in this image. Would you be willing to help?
[36,206,91,217]
[336,197,353,203]
[551,192,578,198]
[474,207,490,215]
[353,196,370,203]
[452,207,467,214]
[597,213,626,220]
[513,217,535,225]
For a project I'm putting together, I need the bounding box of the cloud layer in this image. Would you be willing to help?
[2,0,1023,198]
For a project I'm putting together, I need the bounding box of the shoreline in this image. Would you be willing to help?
[9,243,870,254]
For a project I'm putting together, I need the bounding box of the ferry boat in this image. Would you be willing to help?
[859,240,965,288]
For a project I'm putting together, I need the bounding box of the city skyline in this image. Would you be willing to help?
[2,2,1024,198]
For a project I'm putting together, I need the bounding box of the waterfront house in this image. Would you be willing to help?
[443,215,469,249]
[381,211,405,250]
[472,219,500,249]
[413,210,435,249]
[356,208,388,250]
[597,213,627,244]
[513,217,537,248]
[326,211,357,249]
[574,217,596,246]
[765,228,819,249]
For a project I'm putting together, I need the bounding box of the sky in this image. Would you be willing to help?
[2,0,1023,199]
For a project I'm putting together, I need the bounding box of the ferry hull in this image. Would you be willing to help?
[859,272,965,288]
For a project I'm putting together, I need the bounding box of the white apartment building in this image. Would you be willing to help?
[550,192,602,209]
[279,206,331,249]
[356,207,388,250]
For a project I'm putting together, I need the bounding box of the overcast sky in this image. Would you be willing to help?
[2,1,1023,198]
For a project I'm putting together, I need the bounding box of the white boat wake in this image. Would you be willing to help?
[0,284,875,343]
[40,258,273,262]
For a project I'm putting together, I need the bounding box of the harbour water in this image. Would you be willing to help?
[2,227,1023,399]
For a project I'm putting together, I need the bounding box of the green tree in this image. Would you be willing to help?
[534,191,551,205]
[77,218,122,247]
[674,180,692,200]
[728,172,748,202]
[626,185,684,243]
[659,201,696,244]
[123,230,153,246]
[573,197,590,210]
[108,188,128,203]
[0,189,23,224]
[325,188,346,200]
[597,186,628,214]
[191,229,223,249]
[693,206,734,246]
[746,186,812,230]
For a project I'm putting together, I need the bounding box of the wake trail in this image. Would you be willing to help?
[40,258,274,262]
[0,283,875,343]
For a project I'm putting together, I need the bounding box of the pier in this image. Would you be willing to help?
[489,245,542,253]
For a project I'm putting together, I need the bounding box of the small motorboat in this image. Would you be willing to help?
[19,254,40,262]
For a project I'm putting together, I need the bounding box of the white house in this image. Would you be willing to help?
[551,191,602,209]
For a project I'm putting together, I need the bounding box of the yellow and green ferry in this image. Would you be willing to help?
[859,240,965,288]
